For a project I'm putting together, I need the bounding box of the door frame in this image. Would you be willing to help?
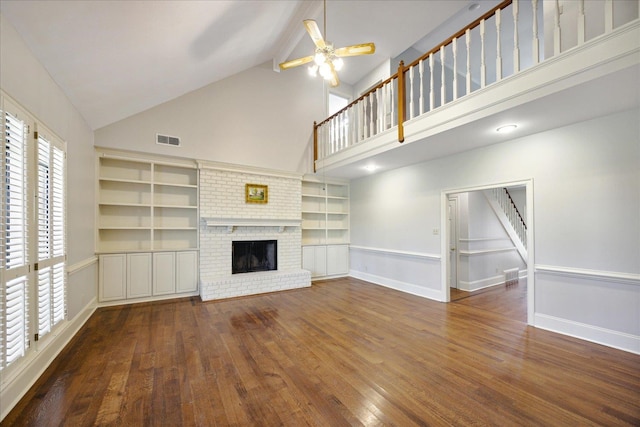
[447,196,459,290]
[440,179,535,325]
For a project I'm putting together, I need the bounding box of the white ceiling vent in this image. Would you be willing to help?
[156,134,181,147]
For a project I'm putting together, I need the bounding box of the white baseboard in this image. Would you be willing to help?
[0,298,97,421]
[350,270,444,301]
[534,313,640,355]
[458,275,504,292]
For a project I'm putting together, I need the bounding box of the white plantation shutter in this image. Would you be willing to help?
[1,94,67,372]
[36,131,66,338]
[1,108,30,370]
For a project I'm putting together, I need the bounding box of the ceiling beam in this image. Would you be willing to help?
[272,0,323,72]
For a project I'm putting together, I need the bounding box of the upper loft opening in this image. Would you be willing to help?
[312,0,640,179]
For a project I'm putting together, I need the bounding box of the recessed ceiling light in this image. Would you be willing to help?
[496,124,518,133]
[468,3,480,11]
[363,164,378,172]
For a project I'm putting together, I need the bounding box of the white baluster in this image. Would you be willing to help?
[554,0,561,55]
[338,112,345,151]
[604,0,613,33]
[358,100,364,142]
[361,99,367,140]
[409,65,415,119]
[496,8,502,81]
[532,0,540,64]
[466,29,472,94]
[513,0,520,73]
[419,60,425,115]
[576,0,585,45]
[376,87,384,132]
[440,45,446,105]
[389,81,395,127]
[330,119,334,153]
[480,19,486,88]
[350,105,356,145]
[368,95,374,137]
[429,53,435,111]
[452,38,458,100]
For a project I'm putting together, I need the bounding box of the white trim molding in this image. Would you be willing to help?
[535,265,640,286]
[458,247,517,256]
[350,270,444,301]
[197,159,302,180]
[535,313,640,355]
[66,256,98,275]
[349,245,441,261]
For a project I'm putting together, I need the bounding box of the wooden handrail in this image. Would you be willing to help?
[316,73,399,128]
[405,0,513,70]
[314,0,514,158]
[504,187,527,229]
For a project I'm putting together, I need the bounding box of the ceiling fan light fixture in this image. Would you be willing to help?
[308,64,319,77]
[319,62,332,79]
[314,51,326,66]
[333,57,344,71]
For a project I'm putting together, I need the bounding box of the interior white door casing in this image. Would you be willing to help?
[448,197,458,289]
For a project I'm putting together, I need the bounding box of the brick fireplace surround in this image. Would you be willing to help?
[198,162,311,301]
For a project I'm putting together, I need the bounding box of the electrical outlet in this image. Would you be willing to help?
[433,228,439,235]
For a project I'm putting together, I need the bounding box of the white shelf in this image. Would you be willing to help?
[301,177,349,246]
[96,151,199,253]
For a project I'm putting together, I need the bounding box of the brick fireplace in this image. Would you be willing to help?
[198,162,311,301]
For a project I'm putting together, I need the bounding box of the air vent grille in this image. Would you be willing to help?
[156,134,181,147]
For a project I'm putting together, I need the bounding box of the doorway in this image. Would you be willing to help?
[442,180,534,325]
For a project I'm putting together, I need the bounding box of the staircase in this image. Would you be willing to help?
[484,188,527,263]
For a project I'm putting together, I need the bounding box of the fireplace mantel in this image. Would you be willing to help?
[203,217,301,233]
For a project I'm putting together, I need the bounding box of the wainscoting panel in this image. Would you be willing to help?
[534,265,640,354]
[349,246,443,301]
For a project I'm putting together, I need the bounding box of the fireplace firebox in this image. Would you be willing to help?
[232,240,277,274]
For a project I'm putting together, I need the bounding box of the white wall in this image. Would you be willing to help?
[349,108,640,353]
[0,12,96,319]
[1,12,97,419]
[94,62,326,174]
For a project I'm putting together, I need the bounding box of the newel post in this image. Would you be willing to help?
[397,61,406,143]
[313,121,318,172]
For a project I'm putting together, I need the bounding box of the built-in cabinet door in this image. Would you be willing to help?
[99,254,127,301]
[127,253,152,299]
[302,246,327,278]
[327,245,349,276]
[176,250,198,293]
[153,252,176,295]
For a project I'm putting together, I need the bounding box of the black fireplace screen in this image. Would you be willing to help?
[232,240,277,274]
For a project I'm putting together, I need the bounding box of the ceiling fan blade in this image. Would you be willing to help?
[303,19,326,49]
[279,55,314,70]
[329,62,340,87]
[335,43,376,57]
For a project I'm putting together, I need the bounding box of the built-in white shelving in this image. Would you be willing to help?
[96,149,199,303]
[96,153,199,253]
[301,176,349,278]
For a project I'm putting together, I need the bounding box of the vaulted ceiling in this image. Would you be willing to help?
[0,0,497,130]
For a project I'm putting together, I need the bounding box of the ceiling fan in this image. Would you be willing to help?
[279,1,375,87]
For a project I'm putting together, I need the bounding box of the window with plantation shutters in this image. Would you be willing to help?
[1,108,30,370]
[36,132,66,338]
[1,95,67,374]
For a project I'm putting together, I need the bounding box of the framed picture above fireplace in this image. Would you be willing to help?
[245,183,268,204]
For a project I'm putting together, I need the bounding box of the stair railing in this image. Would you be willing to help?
[313,0,635,168]
[492,187,527,247]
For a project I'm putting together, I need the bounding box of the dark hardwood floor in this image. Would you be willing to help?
[4,277,639,426]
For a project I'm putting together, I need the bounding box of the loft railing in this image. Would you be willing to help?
[313,0,637,168]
